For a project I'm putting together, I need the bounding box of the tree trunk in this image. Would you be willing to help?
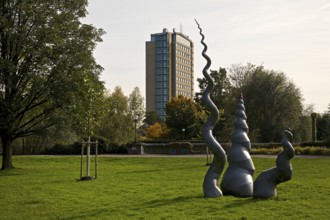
[1,136,14,170]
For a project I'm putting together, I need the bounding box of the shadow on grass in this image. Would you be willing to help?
[222,196,276,209]
[143,195,204,208]
[0,167,25,176]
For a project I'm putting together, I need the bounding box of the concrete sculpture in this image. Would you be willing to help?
[253,129,295,198]
[195,19,227,198]
[220,95,255,197]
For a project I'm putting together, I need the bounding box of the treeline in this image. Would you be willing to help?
[2,63,330,155]
[142,64,330,145]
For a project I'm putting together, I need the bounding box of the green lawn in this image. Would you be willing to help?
[0,155,329,220]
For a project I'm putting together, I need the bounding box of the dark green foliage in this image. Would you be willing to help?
[96,87,135,145]
[294,146,330,155]
[165,95,205,140]
[195,64,305,143]
[316,111,330,141]
[240,66,303,142]
[0,0,105,169]
[300,141,330,148]
[42,142,81,155]
[144,111,162,125]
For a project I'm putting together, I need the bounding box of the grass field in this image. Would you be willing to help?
[0,155,329,219]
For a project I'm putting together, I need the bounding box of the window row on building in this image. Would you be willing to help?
[156,74,168,82]
[156,88,169,95]
[177,70,192,79]
[176,63,191,72]
[156,95,169,103]
[177,90,192,98]
[176,49,191,59]
[155,41,168,47]
[176,57,191,66]
[156,55,169,61]
[156,61,168,68]
[176,43,191,52]
[156,48,168,54]
[151,34,167,41]
[175,35,191,47]
[176,76,191,84]
[156,82,168,89]
[156,68,168,74]
[177,84,191,91]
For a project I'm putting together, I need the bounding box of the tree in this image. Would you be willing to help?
[96,87,134,145]
[141,122,168,141]
[317,104,330,141]
[295,104,314,142]
[228,63,258,88]
[165,95,205,139]
[0,1,105,169]
[195,67,231,108]
[144,111,162,125]
[128,87,145,128]
[235,65,303,142]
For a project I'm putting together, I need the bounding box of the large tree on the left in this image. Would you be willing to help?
[0,0,105,169]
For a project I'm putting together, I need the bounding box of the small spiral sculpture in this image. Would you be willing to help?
[195,19,227,198]
[220,94,255,197]
[253,129,295,198]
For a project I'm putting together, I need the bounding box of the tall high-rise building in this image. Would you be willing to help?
[146,28,194,119]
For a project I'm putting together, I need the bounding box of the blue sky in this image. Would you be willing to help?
[84,0,330,113]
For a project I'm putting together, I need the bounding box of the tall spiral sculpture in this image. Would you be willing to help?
[253,129,295,198]
[195,19,227,198]
[220,94,255,197]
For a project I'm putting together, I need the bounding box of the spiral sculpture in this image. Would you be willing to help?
[220,94,255,197]
[253,129,295,198]
[195,19,227,198]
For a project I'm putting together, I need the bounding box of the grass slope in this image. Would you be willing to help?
[0,156,329,219]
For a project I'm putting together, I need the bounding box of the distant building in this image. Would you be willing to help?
[146,28,194,119]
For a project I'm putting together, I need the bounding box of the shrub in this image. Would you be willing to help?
[108,143,128,154]
[294,146,330,156]
[251,148,282,155]
[42,142,81,155]
[42,135,109,155]
[300,141,330,148]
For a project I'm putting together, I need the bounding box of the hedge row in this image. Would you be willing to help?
[300,141,330,148]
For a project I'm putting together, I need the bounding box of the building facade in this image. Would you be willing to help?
[146,28,194,119]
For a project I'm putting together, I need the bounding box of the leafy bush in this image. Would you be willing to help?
[108,143,128,154]
[42,135,110,155]
[42,142,81,155]
[295,146,330,156]
[251,148,282,155]
[250,146,330,156]
[300,141,330,148]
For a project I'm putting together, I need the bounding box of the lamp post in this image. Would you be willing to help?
[182,128,185,140]
[134,115,138,143]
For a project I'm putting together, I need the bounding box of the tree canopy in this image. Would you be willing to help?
[239,66,303,142]
[196,64,305,142]
[0,0,105,169]
[96,87,136,146]
[165,95,205,139]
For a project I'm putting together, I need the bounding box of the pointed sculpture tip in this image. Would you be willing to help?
[239,93,243,99]
[195,19,199,26]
